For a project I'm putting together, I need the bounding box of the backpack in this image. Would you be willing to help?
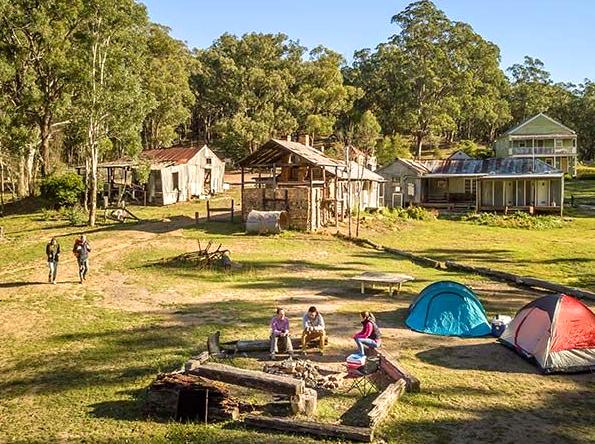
[368,319,382,340]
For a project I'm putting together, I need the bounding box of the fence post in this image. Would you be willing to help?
[230,199,234,222]
[195,211,199,225]
[207,200,210,221]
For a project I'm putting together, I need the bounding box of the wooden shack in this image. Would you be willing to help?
[95,144,225,206]
[239,139,385,231]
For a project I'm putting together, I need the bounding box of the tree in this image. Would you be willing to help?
[142,24,194,149]
[508,56,556,122]
[0,0,85,177]
[376,134,412,166]
[71,0,149,226]
[347,1,511,154]
[353,110,381,152]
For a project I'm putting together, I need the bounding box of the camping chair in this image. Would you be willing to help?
[341,357,381,397]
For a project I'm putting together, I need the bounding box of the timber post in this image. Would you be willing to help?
[240,167,245,221]
[206,200,210,221]
[230,199,234,222]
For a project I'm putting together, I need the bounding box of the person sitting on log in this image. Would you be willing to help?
[353,311,381,356]
[270,307,294,359]
[301,306,326,355]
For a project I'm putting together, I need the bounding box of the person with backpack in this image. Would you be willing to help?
[45,237,61,284]
[73,235,91,284]
[353,311,381,356]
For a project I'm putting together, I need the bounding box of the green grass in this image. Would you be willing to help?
[0,186,594,443]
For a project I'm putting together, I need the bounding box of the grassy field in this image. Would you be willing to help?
[358,175,595,291]
[0,189,594,443]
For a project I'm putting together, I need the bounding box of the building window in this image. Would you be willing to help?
[555,139,563,147]
[464,178,476,194]
[206,157,212,164]
[519,141,526,147]
[172,172,179,190]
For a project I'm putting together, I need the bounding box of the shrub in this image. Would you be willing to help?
[59,205,87,226]
[379,206,437,221]
[462,211,565,229]
[40,172,85,208]
[454,140,493,159]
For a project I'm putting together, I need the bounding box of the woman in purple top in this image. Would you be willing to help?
[270,307,294,359]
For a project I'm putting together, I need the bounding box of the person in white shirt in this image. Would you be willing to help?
[301,306,326,355]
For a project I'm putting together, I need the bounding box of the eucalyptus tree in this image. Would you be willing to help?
[71,0,150,225]
[0,0,84,177]
[142,24,194,149]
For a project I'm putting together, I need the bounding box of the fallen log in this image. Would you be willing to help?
[371,349,420,393]
[367,379,406,427]
[219,337,327,353]
[189,362,305,396]
[336,234,595,301]
[244,415,373,442]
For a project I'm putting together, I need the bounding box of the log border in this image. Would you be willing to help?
[335,233,595,300]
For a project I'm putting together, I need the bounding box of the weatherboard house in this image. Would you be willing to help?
[95,144,225,206]
[377,157,564,214]
[493,113,578,177]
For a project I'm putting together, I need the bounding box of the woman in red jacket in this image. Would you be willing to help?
[353,311,381,356]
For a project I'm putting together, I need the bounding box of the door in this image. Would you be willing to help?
[504,181,514,206]
[536,180,549,206]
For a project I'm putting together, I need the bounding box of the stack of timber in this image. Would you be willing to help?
[188,362,316,416]
[145,372,241,422]
[242,187,311,230]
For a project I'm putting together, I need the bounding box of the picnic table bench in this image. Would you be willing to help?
[351,272,414,296]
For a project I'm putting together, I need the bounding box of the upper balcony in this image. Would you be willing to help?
[509,146,577,156]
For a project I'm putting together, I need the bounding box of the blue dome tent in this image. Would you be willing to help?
[406,281,491,337]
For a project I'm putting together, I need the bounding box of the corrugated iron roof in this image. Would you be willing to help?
[239,139,341,168]
[420,158,562,176]
[142,146,202,165]
[326,161,385,182]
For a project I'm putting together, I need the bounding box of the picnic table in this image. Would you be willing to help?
[350,272,414,296]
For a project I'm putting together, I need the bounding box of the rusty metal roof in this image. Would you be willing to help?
[420,158,562,176]
[142,146,202,165]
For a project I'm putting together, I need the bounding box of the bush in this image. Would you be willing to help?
[462,211,565,229]
[40,172,85,208]
[380,206,437,221]
[59,205,87,226]
[454,140,493,159]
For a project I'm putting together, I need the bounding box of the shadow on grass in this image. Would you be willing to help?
[0,299,273,400]
[416,342,541,375]
[382,375,595,444]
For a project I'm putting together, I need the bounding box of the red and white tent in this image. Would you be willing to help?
[500,294,595,373]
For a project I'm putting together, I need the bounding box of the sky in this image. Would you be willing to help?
[141,0,595,84]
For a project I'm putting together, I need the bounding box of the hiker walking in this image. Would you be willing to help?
[301,306,326,355]
[270,307,294,359]
[353,311,381,356]
[45,237,60,284]
[73,234,91,284]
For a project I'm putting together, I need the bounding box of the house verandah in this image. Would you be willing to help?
[377,158,564,215]
[239,138,385,231]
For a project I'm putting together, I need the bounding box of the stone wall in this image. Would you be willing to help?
[243,187,312,230]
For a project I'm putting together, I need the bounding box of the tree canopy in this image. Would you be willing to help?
[0,0,594,223]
